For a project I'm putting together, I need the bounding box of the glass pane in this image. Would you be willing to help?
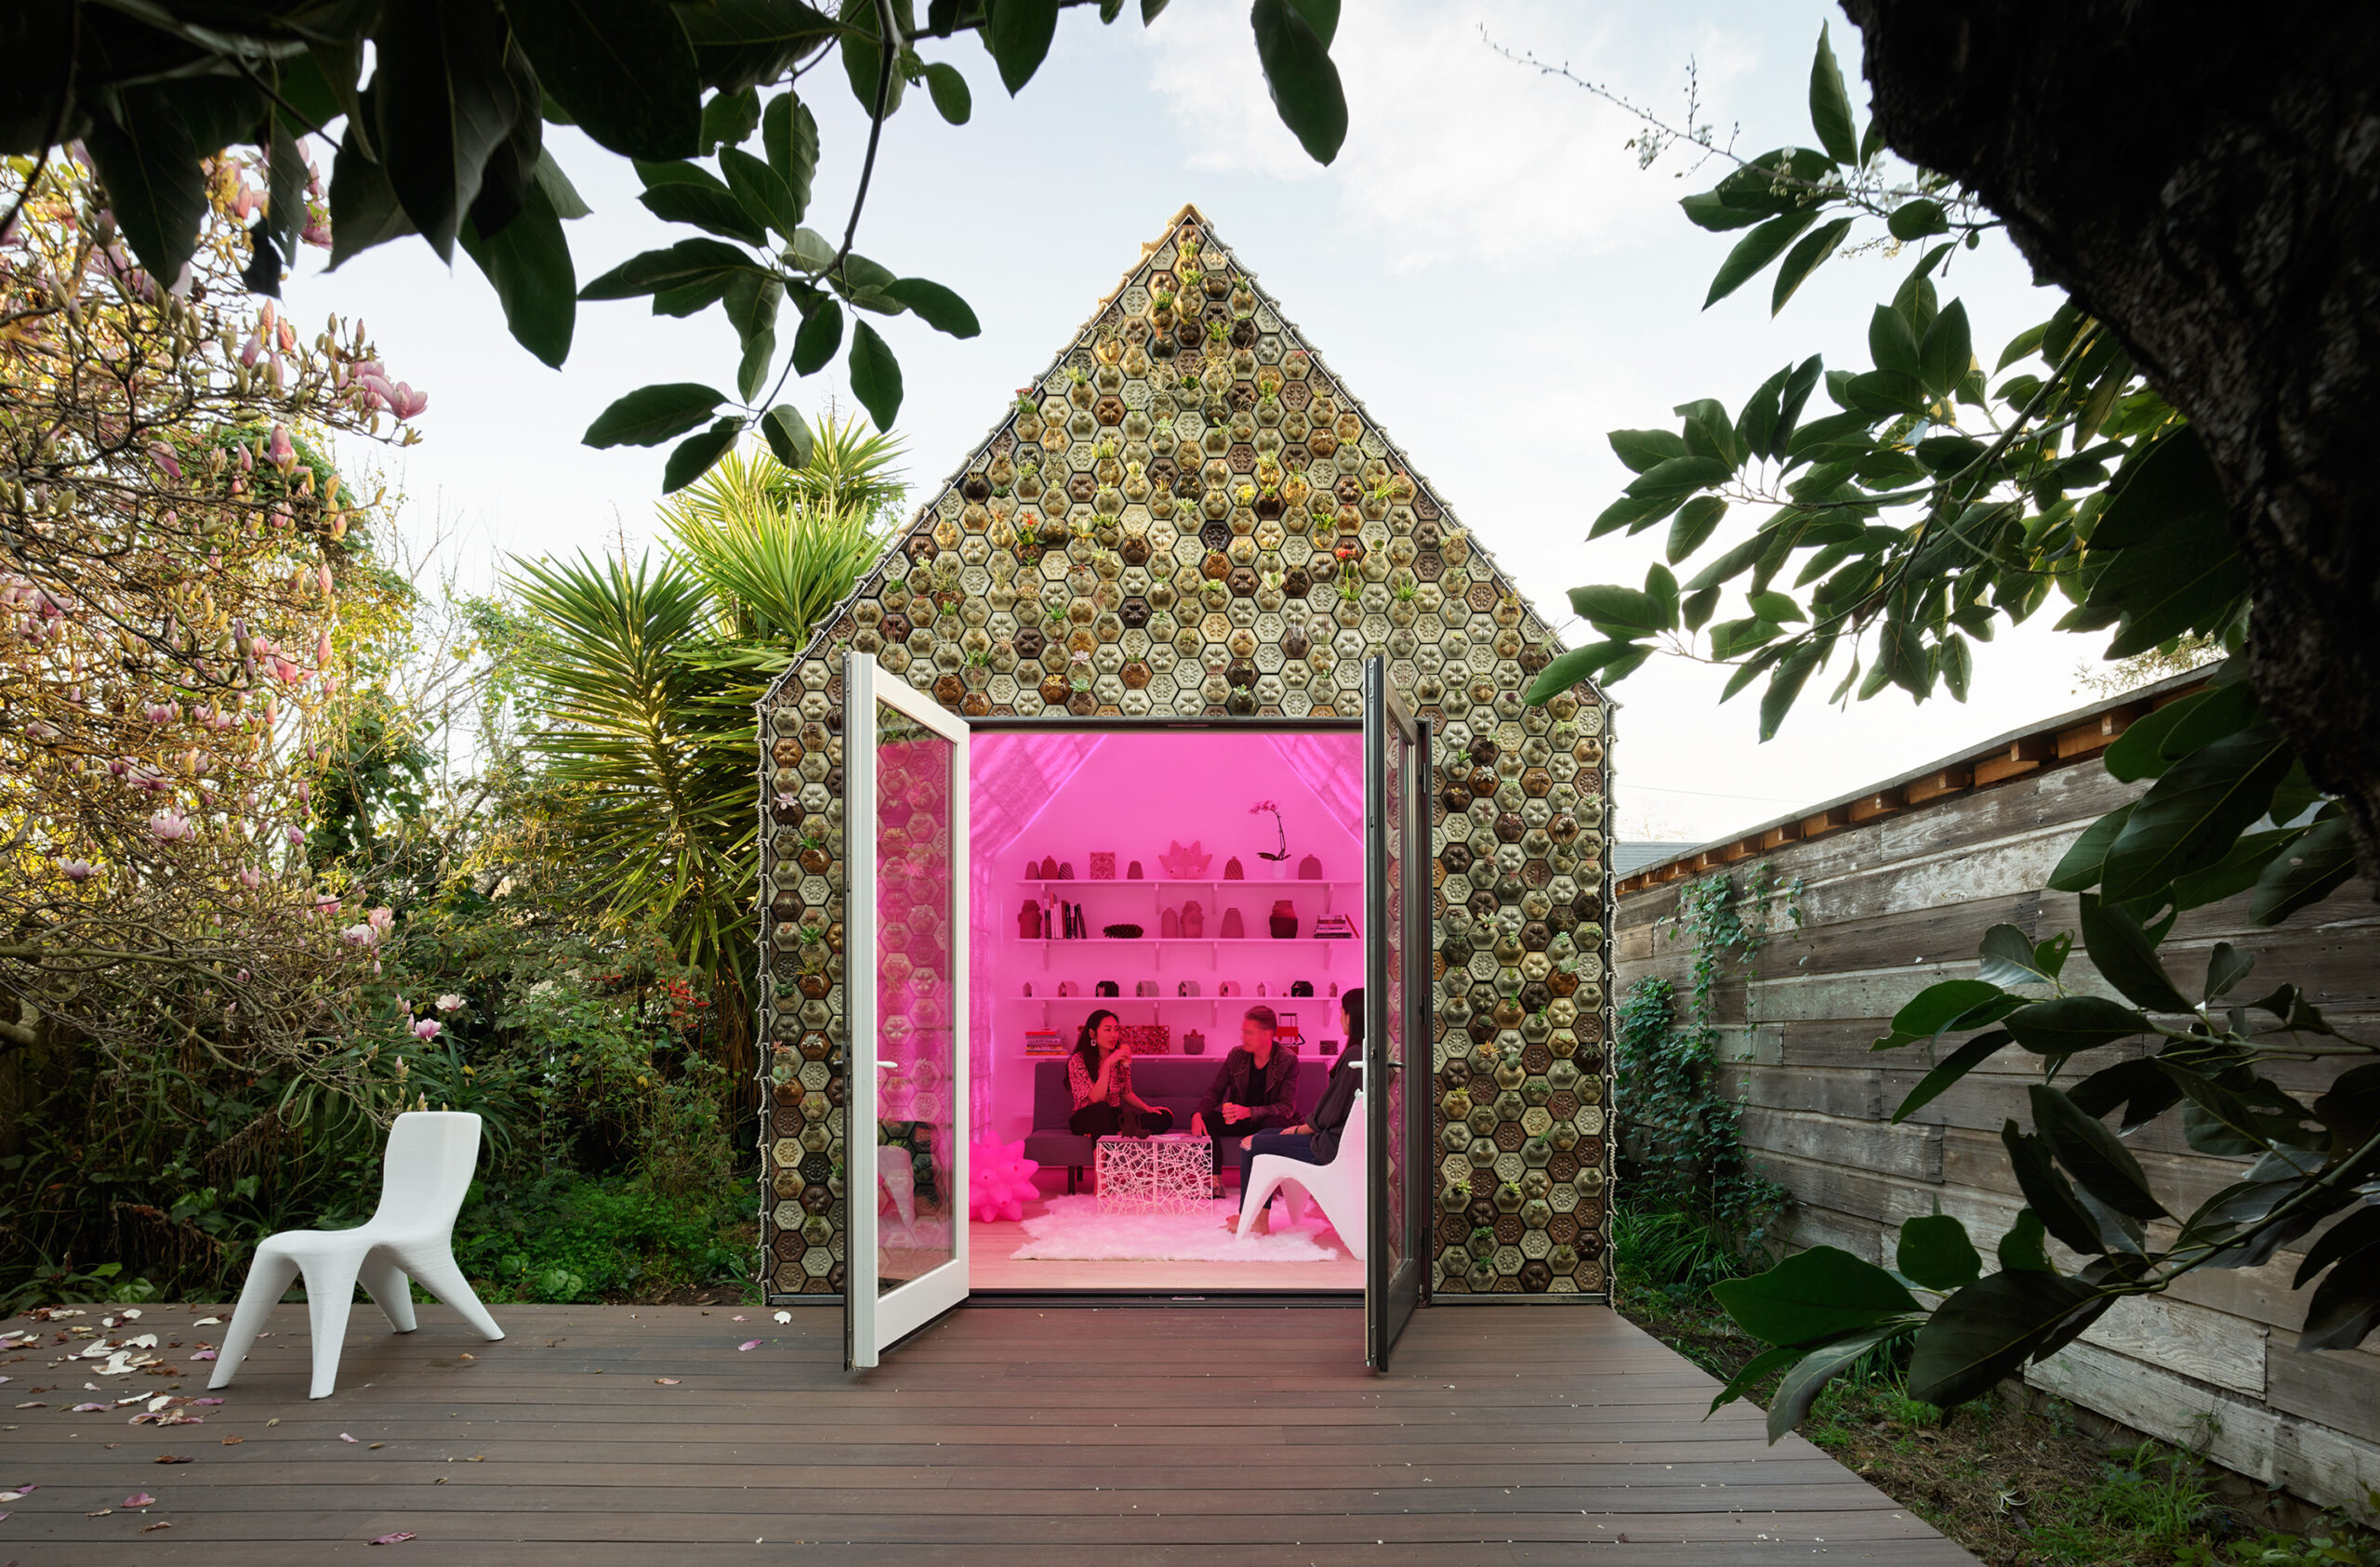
[1382,720,1408,1284]
[872,699,958,1294]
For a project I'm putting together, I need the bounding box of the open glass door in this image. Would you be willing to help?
[1364,659,1430,1369]
[844,653,970,1369]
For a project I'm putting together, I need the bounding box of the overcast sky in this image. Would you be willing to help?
[294,0,2103,849]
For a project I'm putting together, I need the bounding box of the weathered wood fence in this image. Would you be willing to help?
[1614,672,2380,1515]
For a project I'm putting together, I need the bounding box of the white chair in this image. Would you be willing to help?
[878,1145,917,1233]
[209,1111,504,1400]
[1237,1090,1368,1261]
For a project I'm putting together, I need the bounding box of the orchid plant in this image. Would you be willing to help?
[1250,800,1290,863]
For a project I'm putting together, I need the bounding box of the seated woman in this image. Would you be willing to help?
[1223,988,1364,1237]
[1066,1008,1175,1139]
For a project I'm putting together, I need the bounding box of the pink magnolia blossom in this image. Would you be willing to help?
[145,702,178,724]
[368,906,394,935]
[341,923,377,948]
[236,867,261,889]
[148,443,182,481]
[284,823,306,848]
[436,994,466,1013]
[301,217,331,249]
[268,424,296,473]
[57,859,97,881]
[148,809,196,843]
[313,894,340,916]
[239,332,263,367]
[412,1018,441,1042]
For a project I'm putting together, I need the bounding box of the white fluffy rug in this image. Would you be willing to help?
[1010,1193,1346,1262]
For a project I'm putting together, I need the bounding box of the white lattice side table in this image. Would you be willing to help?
[1094,1134,1214,1217]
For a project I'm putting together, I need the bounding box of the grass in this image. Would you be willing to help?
[1611,1205,2380,1567]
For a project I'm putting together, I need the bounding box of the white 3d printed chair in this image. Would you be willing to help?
[1236,1089,1368,1261]
[209,1111,504,1400]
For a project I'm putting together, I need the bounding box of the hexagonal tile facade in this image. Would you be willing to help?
[757,206,1611,1300]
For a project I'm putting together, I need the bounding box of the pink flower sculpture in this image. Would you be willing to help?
[969,1139,1039,1223]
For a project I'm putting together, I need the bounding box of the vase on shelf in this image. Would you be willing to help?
[1270,900,1299,939]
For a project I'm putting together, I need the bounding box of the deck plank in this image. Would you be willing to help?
[0,1301,1972,1565]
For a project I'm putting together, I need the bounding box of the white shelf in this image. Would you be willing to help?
[1011,877,1361,889]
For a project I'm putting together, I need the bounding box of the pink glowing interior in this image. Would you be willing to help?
[966,729,1366,1152]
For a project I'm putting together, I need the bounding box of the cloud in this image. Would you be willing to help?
[1144,1,1760,270]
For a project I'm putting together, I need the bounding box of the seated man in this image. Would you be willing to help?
[1225,987,1363,1236]
[1190,1005,1301,1198]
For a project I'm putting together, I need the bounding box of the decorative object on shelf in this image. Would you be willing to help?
[1135,981,1159,997]
[1103,923,1144,940]
[1038,854,1059,878]
[1328,981,1339,998]
[1023,1029,1064,1054]
[1219,980,1241,996]
[1315,913,1357,939]
[1160,907,1181,938]
[1127,860,1144,880]
[1223,856,1245,880]
[1270,899,1299,940]
[1095,981,1119,997]
[1180,900,1205,938]
[1219,907,1246,939]
[970,1139,1040,1223]
[1120,1023,1170,1055]
[1183,1029,1207,1056]
[1089,851,1117,880]
[1018,900,1042,940]
[1250,798,1290,870]
[1057,981,1078,998]
[1289,980,1314,996]
[1058,861,1076,880]
[1276,1012,1302,1049]
[1177,980,1201,997]
[1297,853,1324,880]
[1158,839,1212,878]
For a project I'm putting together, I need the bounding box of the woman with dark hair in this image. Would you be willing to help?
[1066,1008,1174,1138]
[1224,987,1364,1237]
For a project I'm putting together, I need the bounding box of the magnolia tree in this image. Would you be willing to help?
[0,149,432,1099]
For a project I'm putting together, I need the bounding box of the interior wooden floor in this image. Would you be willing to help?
[966,1182,1365,1291]
[0,1299,1975,1564]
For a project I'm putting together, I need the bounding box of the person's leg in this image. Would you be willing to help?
[1142,1106,1175,1134]
[1068,1104,1123,1137]
[1211,1113,1290,1195]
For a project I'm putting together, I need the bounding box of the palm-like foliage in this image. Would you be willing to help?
[506,421,904,994]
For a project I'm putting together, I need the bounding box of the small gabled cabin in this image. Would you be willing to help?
[755,206,1614,1367]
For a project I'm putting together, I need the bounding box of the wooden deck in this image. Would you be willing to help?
[1,1300,1974,1564]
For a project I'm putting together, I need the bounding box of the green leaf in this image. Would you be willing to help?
[2048,803,2134,893]
[1997,1209,2051,1272]
[1771,355,1824,457]
[1887,199,1950,242]
[923,60,972,124]
[1869,304,1921,378]
[2251,815,2357,925]
[2296,1247,2380,1353]
[1711,1245,1921,1349]
[1806,23,1858,165]
[2002,1122,2109,1256]
[1679,191,1773,232]
[457,163,577,367]
[881,276,981,337]
[2102,725,2295,902]
[1758,646,1820,742]
[1886,980,2004,1043]
[1524,641,1641,703]
[1250,0,1347,165]
[1286,0,1339,46]
[681,0,840,95]
[2294,1204,2380,1291]
[1976,924,2054,988]
[791,295,844,374]
[579,237,760,302]
[840,0,911,117]
[2092,426,2224,550]
[663,415,745,492]
[1892,1030,2013,1124]
[2203,942,2256,1005]
[1771,217,1853,315]
[760,403,815,468]
[1707,1342,1804,1416]
[721,146,804,241]
[506,0,702,160]
[1707,211,1818,309]
[723,270,782,401]
[1142,0,1171,20]
[1665,496,1728,564]
[2086,428,2243,656]
[1907,1271,2106,1408]
[2031,1084,2165,1222]
[2078,894,2192,1013]
[1939,632,1973,702]
[985,0,1063,94]
[847,320,903,430]
[584,382,726,448]
[701,85,763,152]
[1768,1323,1913,1442]
[1918,300,1973,399]
[1568,585,1670,639]
[328,122,419,268]
[2004,995,2150,1055]
[763,91,820,223]
[1609,428,1690,474]
[82,87,209,284]
[2104,691,2213,784]
[638,165,769,244]
[371,0,524,259]
[1746,590,1804,625]
[535,151,593,218]
[1898,1215,1983,1292]
[1626,454,1733,496]
[1845,370,1927,416]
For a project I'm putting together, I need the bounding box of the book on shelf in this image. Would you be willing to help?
[1022,1029,1066,1055]
[1314,913,1358,939]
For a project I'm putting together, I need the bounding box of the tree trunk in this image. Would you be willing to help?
[1843,1,2380,885]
